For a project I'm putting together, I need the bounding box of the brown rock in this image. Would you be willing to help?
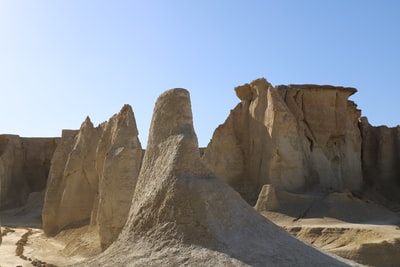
[234,83,252,101]
[360,117,400,202]
[44,118,100,235]
[78,88,350,266]
[42,129,80,236]
[203,78,363,203]
[95,105,143,249]
[42,106,142,250]
[0,135,58,209]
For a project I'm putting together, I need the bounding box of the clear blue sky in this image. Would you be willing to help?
[1,1,399,147]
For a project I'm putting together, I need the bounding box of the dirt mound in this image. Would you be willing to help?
[75,89,354,266]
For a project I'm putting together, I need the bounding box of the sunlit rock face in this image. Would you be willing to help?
[42,105,142,250]
[76,88,348,267]
[203,78,363,203]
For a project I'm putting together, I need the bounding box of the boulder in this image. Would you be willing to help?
[203,78,363,203]
[78,88,350,266]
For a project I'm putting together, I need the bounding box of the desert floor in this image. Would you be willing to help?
[1,191,400,267]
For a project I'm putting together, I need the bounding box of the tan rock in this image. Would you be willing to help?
[254,184,280,212]
[78,88,350,266]
[42,106,142,249]
[234,83,252,101]
[203,78,363,203]
[49,118,100,235]
[42,129,80,236]
[0,135,58,210]
[360,117,400,202]
[95,105,143,249]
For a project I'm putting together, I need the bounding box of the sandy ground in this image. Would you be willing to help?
[1,190,399,266]
[0,225,101,267]
[264,215,400,266]
[258,190,400,267]
[0,197,101,267]
[0,226,85,267]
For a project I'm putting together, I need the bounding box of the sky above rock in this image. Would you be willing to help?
[1,1,399,147]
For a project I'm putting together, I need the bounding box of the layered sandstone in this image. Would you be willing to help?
[0,135,58,209]
[78,88,350,267]
[360,117,400,202]
[255,184,400,266]
[42,105,142,249]
[203,78,363,203]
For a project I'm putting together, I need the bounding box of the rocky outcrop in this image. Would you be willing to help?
[42,105,142,249]
[255,184,400,266]
[79,88,350,267]
[95,105,143,250]
[0,135,58,209]
[43,121,99,236]
[360,117,400,202]
[203,78,363,203]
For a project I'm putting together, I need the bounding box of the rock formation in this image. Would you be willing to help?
[42,121,99,236]
[202,78,363,203]
[255,184,400,266]
[0,135,58,209]
[79,88,351,266]
[42,105,142,249]
[95,105,143,250]
[360,117,400,202]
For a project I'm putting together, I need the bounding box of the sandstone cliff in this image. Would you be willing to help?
[203,78,363,203]
[78,88,351,267]
[0,135,58,209]
[42,105,142,249]
[360,117,400,202]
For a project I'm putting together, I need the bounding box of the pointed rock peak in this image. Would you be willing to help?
[119,104,133,115]
[80,116,94,130]
[106,104,139,135]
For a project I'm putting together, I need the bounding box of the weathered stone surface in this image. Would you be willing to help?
[42,105,142,247]
[43,119,100,236]
[203,78,363,203]
[79,88,349,267]
[42,129,80,236]
[360,117,400,202]
[0,135,58,209]
[95,105,143,250]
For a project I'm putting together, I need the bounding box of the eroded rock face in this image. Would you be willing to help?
[0,135,58,209]
[203,78,363,203]
[95,105,143,250]
[43,120,100,236]
[360,117,400,202]
[79,88,349,267]
[42,105,142,249]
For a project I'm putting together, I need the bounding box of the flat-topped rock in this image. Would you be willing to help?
[203,78,363,203]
